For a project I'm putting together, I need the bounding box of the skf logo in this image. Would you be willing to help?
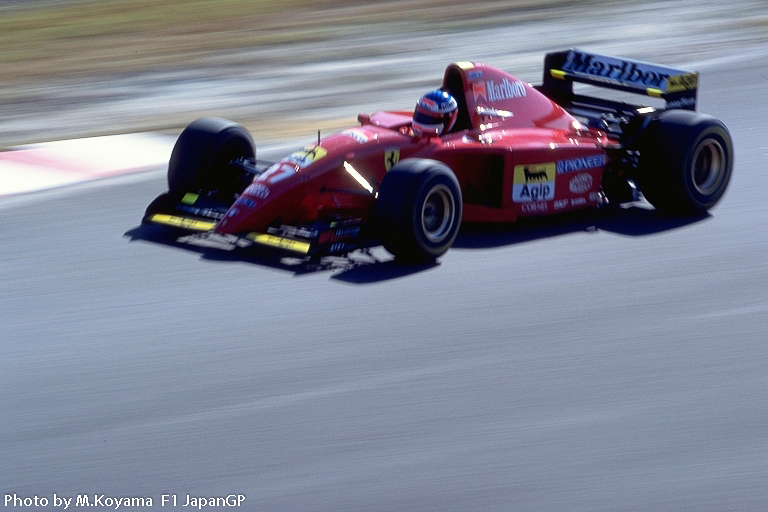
[513,163,555,202]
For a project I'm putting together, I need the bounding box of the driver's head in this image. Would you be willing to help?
[413,90,458,136]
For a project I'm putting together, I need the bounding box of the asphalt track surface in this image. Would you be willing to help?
[3,18,768,512]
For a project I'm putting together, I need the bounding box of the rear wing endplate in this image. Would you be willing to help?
[541,49,698,111]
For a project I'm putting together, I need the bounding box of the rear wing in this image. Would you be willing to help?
[538,49,699,113]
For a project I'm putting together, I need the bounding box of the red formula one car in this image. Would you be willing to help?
[144,49,733,261]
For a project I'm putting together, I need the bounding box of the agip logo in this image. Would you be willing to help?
[513,163,556,202]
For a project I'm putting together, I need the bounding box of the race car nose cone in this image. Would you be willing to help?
[214,185,274,235]
[215,203,253,234]
[213,207,238,234]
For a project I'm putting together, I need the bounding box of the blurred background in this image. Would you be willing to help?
[1,0,766,147]
[2,2,767,512]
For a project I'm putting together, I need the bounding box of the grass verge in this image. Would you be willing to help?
[1,0,589,84]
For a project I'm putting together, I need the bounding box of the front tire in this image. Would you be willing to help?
[375,159,462,262]
[636,110,733,214]
[167,117,255,201]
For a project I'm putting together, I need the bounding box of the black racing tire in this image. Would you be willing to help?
[636,110,733,214]
[375,158,462,262]
[167,117,255,201]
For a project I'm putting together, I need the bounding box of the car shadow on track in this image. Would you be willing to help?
[124,223,436,281]
[453,203,710,250]
[124,202,710,283]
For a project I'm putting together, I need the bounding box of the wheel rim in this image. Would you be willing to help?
[691,137,726,196]
[421,184,455,243]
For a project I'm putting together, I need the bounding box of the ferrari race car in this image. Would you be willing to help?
[143,49,733,261]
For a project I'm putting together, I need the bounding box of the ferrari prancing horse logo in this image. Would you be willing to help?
[384,149,400,171]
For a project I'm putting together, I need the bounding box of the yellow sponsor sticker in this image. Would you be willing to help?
[149,214,215,231]
[646,88,664,98]
[287,145,328,168]
[550,69,567,80]
[513,163,556,184]
[666,73,698,93]
[247,233,311,254]
[181,193,199,205]
[512,163,556,202]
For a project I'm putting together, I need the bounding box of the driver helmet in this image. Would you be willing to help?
[413,90,458,136]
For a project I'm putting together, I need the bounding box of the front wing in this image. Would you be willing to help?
[144,193,365,257]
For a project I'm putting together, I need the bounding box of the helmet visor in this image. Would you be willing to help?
[413,107,452,127]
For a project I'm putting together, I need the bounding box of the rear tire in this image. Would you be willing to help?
[375,159,462,262]
[636,110,733,214]
[167,117,255,201]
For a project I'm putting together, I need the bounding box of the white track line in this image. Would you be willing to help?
[0,133,175,197]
